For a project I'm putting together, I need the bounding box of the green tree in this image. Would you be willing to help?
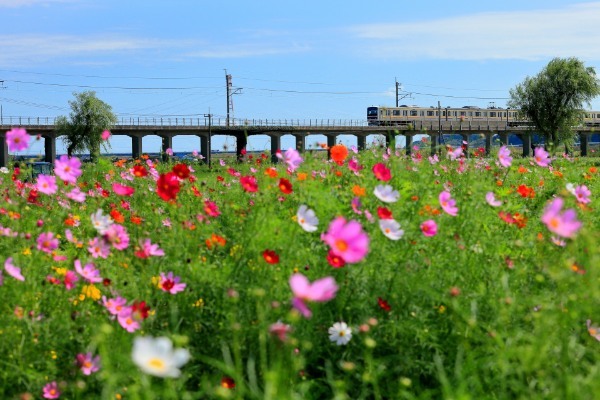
[56,91,117,161]
[508,57,600,153]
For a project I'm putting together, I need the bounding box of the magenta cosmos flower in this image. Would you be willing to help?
[112,182,135,196]
[104,224,130,250]
[54,155,82,184]
[4,257,25,281]
[498,146,512,168]
[289,273,338,318]
[574,185,591,204]
[36,174,58,195]
[439,191,458,216]
[42,381,60,399]
[159,272,186,294]
[135,239,165,258]
[74,259,102,283]
[372,163,391,181]
[76,352,101,375]
[533,147,551,167]
[541,197,581,238]
[5,127,30,152]
[276,148,303,172]
[37,232,59,254]
[420,220,438,237]
[321,217,369,264]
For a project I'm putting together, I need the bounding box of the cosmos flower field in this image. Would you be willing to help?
[2,127,600,399]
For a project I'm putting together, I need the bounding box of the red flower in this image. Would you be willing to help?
[378,297,391,312]
[262,249,280,264]
[204,200,221,217]
[240,176,258,192]
[132,301,150,320]
[132,165,148,177]
[278,178,293,194]
[372,163,391,181]
[221,376,236,389]
[157,172,181,201]
[516,184,535,198]
[326,250,346,268]
[217,175,224,182]
[110,209,125,224]
[172,163,190,180]
[377,206,393,220]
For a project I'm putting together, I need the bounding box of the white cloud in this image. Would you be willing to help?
[184,43,310,58]
[350,2,600,61]
[0,0,73,7]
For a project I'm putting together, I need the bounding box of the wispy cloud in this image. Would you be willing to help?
[184,43,310,59]
[350,2,600,61]
[0,0,73,7]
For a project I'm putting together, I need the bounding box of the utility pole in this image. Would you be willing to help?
[394,78,411,107]
[225,70,243,127]
[395,78,400,107]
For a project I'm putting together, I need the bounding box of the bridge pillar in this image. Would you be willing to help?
[356,135,366,151]
[430,133,439,156]
[131,135,143,159]
[484,133,492,156]
[43,135,56,163]
[499,133,509,146]
[294,134,305,153]
[270,134,281,163]
[461,134,469,157]
[405,134,413,155]
[385,132,395,150]
[521,133,531,157]
[236,133,247,162]
[199,134,211,166]
[579,132,589,156]
[326,135,337,159]
[161,135,172,162]
[0,133,8,168]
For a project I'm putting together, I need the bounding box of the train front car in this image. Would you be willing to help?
[367,106,379,126]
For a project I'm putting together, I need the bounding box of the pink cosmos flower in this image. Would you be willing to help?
[103,296,128,316]
[54,155,82,184]
[204,200,221,217]
[428,154,439,164]
[88,237,111,259]
[166,148,174,156]
[135,239,165,258]
[541,197,581,238]
[74,259,102,283]
[587,320,600,341]
[447,147,463,161]
[36,174,58,195]
[289,273,338,318]
[420,220,438,237]
[240,176,258,192]
[269,321,293,342]
[64,270,79,290]
[159,272,186,294]
[104,224,130,250]
[533,147,551,167]
[117,306,141,332]
[76,352,101,375]
[348,158,363,174]
[112,182,135,196]
[372,163,391,181]
[574,185,591,204]
[66,187,86,202]
[276,148,303,172]
[101,130,111,140]
[5,127,30,152]
[498,145,512,168]
[321,217,369,264]
[42,381,60,399]
[37,232,59,254]
[485,192,503,207]
[439,191,458,216]
[4,257,24,281]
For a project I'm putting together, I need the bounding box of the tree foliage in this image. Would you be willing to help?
[508,57,600,152]
[56,91,117,161]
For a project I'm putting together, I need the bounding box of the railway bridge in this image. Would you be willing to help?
[1,116,598,167]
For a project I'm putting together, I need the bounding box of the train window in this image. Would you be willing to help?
[460,111,466,117]
[410,110,418,116]
[503,112,506,118]
[475,112,481,117]
[490,112,496,117]
[435,111,439,116]
[403,111,408,116]
[454,111,458,116]
[393,110,400,116]
[442,111,446,116]
[427,111,434,116]
[420,111,425,116]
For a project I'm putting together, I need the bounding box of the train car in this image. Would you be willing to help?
[367,106,600,127]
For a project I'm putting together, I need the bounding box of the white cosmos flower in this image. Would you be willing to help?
[328,322,352,346]
[379,219,404,240]
[296,205,319,232]
[91,209,113,235]
[132,336,190,378]
[373,185,399,203]
[565,183,576,195]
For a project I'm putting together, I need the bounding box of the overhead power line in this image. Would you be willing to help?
[4,79,222,91]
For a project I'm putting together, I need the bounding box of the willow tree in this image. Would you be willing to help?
[56,91,117,161]
[508,57,600,153]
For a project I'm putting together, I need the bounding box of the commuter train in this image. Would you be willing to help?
[367,105,600,126]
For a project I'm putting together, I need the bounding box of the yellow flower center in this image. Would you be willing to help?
[335,239,348,252]
[148,358,166,370]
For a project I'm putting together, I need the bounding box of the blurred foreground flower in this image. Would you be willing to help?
[541,198,581,238]
[290,273,338,318]
[132,336,190,378]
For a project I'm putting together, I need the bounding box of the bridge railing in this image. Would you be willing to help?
[0,116,370,128]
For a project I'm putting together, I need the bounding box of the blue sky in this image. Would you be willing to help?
[2,0,600,155]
